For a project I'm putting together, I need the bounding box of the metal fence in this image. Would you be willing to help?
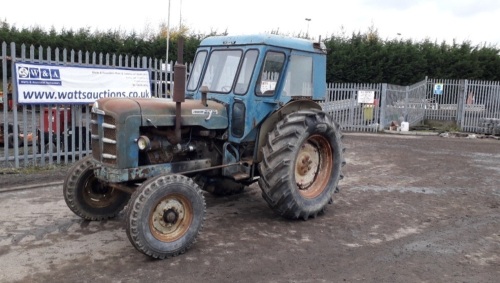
[1,104,93,167]
[1,42,171,168]
[323,78,500,134]
[2,42,500,168]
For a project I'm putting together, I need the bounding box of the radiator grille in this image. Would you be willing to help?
[91,112,117,165]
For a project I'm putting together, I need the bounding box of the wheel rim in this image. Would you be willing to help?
[295,135,333,198]
[82,174,119,208]
[149,193,193,242]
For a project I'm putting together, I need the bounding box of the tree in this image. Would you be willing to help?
[1,20,499,84]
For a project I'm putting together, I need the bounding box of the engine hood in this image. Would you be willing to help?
[94,97,228,129]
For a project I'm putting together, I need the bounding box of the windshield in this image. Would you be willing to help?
[200,50,242,93]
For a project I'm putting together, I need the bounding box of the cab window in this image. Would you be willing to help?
[283,55,313,96]
[256,52,285,96]
[187,51,207,91]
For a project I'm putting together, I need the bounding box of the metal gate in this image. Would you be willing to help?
[321,82,382,132]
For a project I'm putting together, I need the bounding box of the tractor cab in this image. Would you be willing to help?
[185,34,328,142]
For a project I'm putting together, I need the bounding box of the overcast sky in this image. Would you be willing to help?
[2,0,499,46]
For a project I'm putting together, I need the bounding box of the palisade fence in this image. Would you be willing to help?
[1,42,176,168]
[321,78,500,134]
[2,42,500,168]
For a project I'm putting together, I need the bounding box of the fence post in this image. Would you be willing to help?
[2,42,7,166]
[10,42,20,168]
[404,85,410,122]
[457,79,468,130]
[379,83,387,131]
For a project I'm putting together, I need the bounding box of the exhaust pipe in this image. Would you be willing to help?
[173,37,186,144]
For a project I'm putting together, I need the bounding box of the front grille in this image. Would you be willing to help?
[91,113,100,161]
[91,112,117,165]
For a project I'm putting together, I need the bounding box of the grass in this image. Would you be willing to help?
[418,119,461,133]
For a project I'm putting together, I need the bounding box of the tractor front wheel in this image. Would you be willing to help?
[126,174,206,259]
[63,156,131,220]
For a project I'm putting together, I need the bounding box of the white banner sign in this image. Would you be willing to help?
[357,90,375,104]
[15,63,151,104]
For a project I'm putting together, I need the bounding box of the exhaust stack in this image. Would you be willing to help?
[173,37,186,144]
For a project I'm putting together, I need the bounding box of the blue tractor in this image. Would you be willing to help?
[63,34,345,259]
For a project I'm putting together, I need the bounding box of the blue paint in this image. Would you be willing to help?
[187,34,327,143]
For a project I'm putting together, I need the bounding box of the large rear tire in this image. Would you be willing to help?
[63,156,130,220]
[126,174,206,259]
[258,109,345,220]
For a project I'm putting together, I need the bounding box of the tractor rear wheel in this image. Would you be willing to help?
[126,174,206,259]
[63,156,130,220]
[258,109,345,220]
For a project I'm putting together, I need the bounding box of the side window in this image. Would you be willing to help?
[283,55,313,97]
[187,51,207,91]
[234,50,258,95]
[256,51,285,96]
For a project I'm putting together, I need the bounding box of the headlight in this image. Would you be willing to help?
[136,136,151,151]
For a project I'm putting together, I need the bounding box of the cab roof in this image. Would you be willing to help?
[199,34,326,54]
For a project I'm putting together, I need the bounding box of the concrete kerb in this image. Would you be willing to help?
[382,130,440,136]
[0,181,63,193]
[346,130,499,140]
[381,130,500,139]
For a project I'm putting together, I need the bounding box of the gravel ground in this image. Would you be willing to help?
[0,163,70,189]
[0,132,499,283]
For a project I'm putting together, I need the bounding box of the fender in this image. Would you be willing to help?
[256,100,322,162]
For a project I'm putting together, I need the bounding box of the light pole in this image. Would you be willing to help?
[179,0,183,29]
[166,0,171,70]
[305,18,311,39]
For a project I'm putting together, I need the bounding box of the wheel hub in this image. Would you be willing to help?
[152,198,185,234]
[83,177,117,207]
[91,183,110,195]
[296,142,320,189]
[163,209,179,224]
